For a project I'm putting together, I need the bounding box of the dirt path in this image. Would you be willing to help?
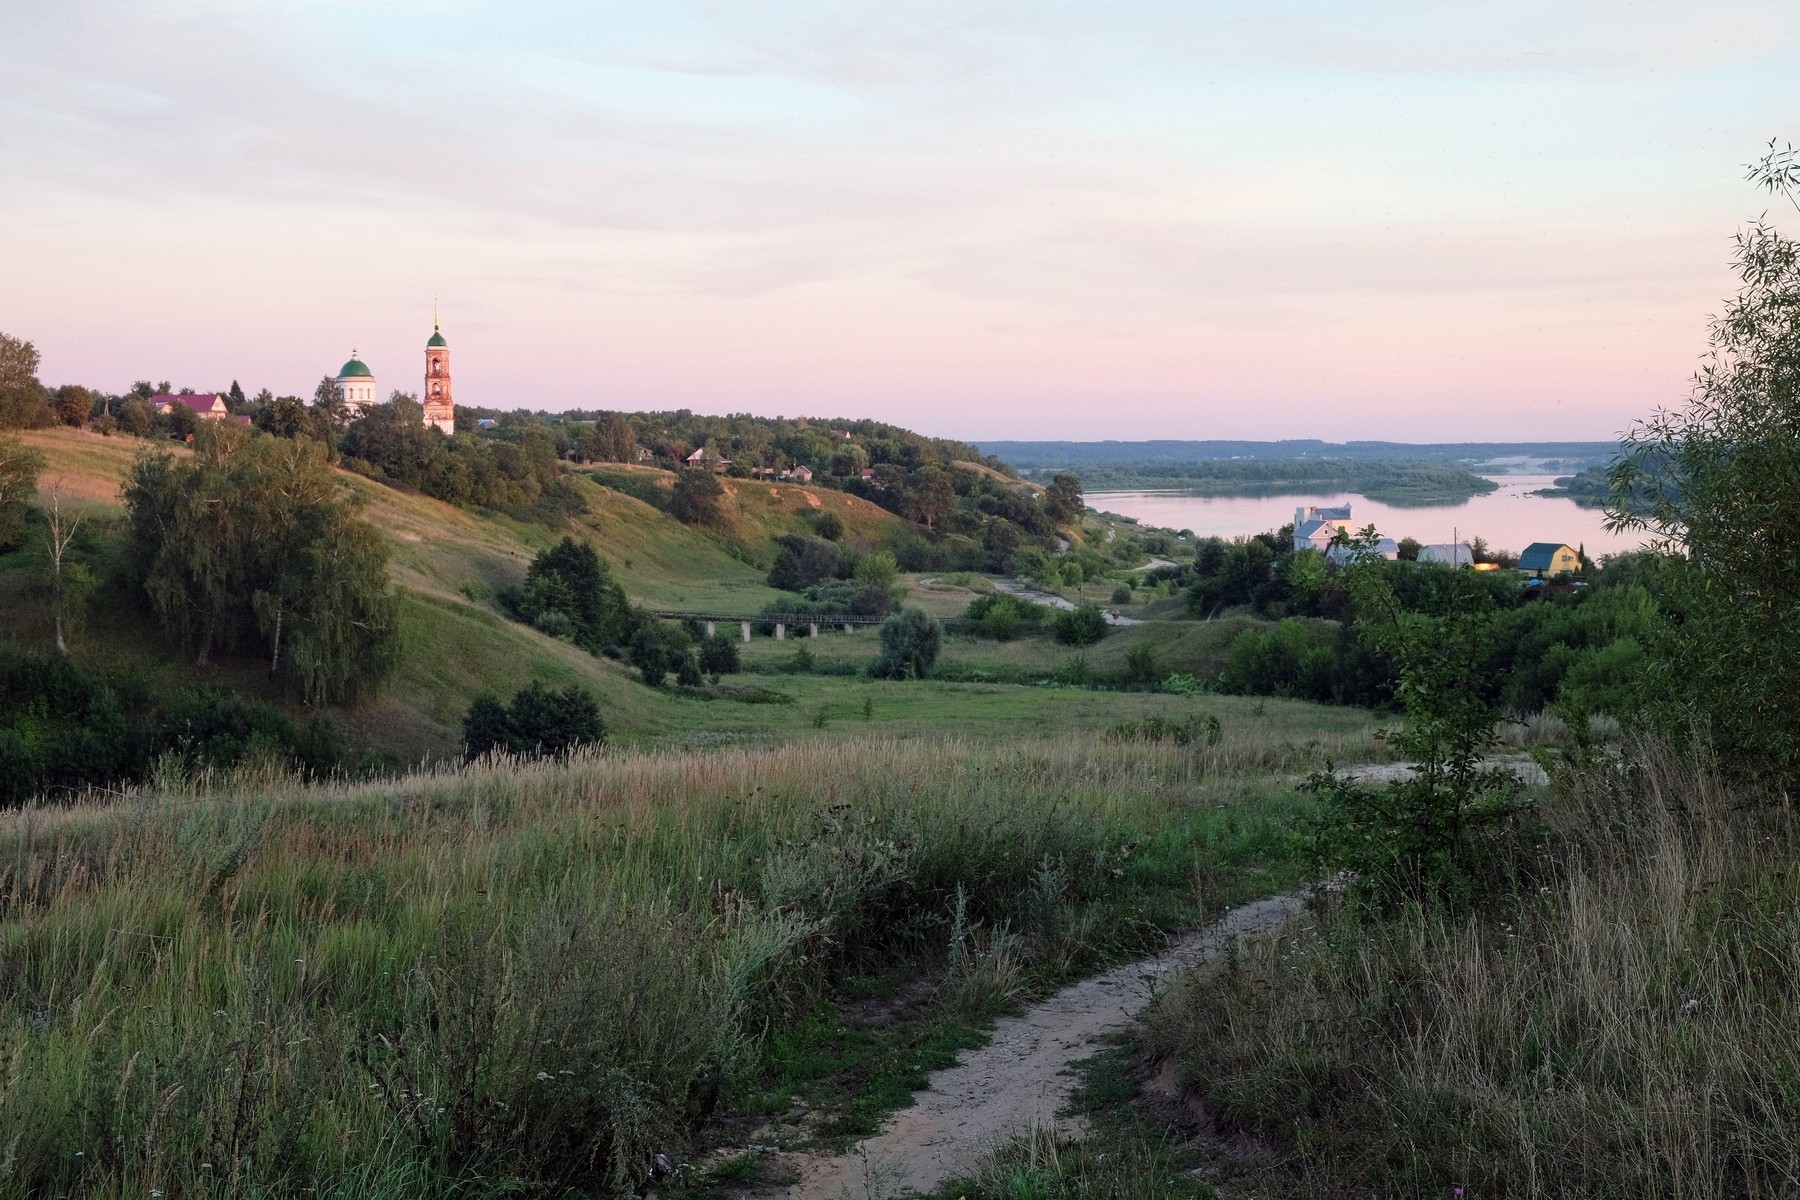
[768,895,1302,1200]
[989,577,1142,625]
[1337,754,1549,787]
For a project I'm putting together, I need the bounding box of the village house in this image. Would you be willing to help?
[686,448,731,473]
[791,464,814,483]
[151,392,231,420]
[1292,504,1353,552]
[1518,542,1582,579]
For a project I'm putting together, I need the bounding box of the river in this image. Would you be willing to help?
[1088,474,1645,557]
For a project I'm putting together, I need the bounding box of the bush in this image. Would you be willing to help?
[870,607,942,679]
[962,593,1048,641]
[1123,641,1159,685]
[698,632,741,679]
[0,434,46,549]
[812,509,845,541]
[1104,714,1221,746]
[1052,604,1108,646]
[629,621,692,688]
[1110,584,1132,605]
[462,681,604,760]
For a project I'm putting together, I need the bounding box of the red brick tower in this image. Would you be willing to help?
[423,305,454,435]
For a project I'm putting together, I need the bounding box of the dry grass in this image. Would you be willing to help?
[0,731,1338,1199]
[1147,740,1800,1198]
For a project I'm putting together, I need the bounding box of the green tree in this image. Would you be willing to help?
[1044,472,1084,523]
[1608,144,1800,776]
[0,434,45,549]
[51,385,93,427]
[670,467,724,525]
[124,424,398,702]
[1306,532,1526,905]
[0,333,45,429]
[813,509,845,541]
[254,394,313,439]
[462,682,604,760]
[871,606,942,679]
[117,397,155,438]
[698,631,740,680]
[516,537,634,653]
[904,466,956,531]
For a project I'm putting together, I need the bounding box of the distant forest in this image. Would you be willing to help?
[980,438,1622,505]
[1047,459,1502,505]
[978,438,1619,469]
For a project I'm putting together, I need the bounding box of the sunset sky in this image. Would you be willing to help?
[4,1,1798,442]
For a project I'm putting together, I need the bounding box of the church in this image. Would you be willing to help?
[333,310,456,435]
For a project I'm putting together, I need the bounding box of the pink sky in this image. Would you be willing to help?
[3,1,1797,441]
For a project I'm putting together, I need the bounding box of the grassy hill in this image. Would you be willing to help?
[5,428,1276,766]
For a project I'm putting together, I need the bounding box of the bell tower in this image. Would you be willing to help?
[422,303,455,435]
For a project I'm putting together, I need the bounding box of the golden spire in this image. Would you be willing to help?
[433,297,440,331]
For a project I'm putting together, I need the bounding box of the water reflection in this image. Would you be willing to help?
[1089,475,1646,558]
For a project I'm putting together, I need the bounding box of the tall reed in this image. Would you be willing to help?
[1148,740,1800,1197]
[0,729,1350,1198]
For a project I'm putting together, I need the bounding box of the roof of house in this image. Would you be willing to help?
[1295,519,1341,543]
[1297,504,1352,522]
[1518,542,1576,570]
[150,393,227,413]
[1420,542,1474,566]
[1326,536,1398,563]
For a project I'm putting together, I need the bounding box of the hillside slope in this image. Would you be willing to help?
[7,429,784,758]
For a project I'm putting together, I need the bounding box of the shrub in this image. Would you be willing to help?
[1306,540,1536,907]
[1123,641,1159,685]
[462,681,604,760]
[1052,604,1108,646]
[698,632,741,679]
[1110,584,1132,605]
[1104,714,1222,746]
[0,433,45,549]
[812,509,845,541]
[870,607,942,679]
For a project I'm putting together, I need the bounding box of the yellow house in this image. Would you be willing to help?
[1518,542,1581,579]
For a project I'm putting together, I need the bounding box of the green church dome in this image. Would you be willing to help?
[338,356,373,379]
[426,328,448,349]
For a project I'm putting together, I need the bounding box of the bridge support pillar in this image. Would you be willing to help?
[740,621,751,643]
[775,623,785,640]
[705,621,716,638]
[808,623,819,638]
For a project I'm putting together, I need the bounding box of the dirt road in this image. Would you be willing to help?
[771,895,1302,1199]
[989,577,1142,625]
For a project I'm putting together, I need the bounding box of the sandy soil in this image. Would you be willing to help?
[766,895,1302,1200]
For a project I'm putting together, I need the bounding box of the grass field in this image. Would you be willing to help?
[0,724,1374,1199]
[7,428,1268,766]
[1142,742,1800,1199]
